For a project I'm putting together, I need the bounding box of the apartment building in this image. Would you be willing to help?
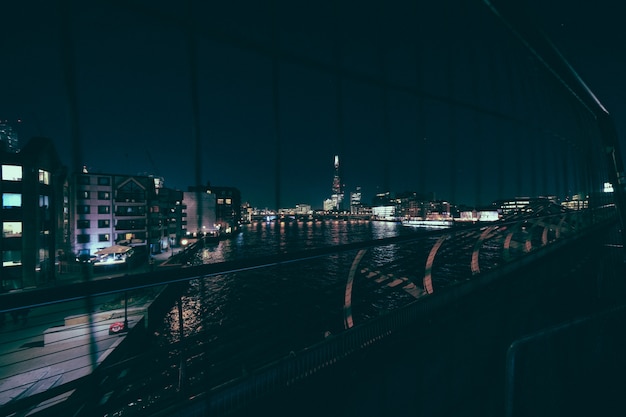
[1,137,67,289]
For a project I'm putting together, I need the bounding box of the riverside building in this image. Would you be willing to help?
[1,137,68,289]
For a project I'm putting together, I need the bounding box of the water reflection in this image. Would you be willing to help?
[160,220,412,342]
[152,219,436,395]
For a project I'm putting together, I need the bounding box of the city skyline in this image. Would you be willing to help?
[2,130,587,213]
[1,1,624,210]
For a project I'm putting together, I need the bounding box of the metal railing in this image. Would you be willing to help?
[1,206,615,417]
[157,207,618,417]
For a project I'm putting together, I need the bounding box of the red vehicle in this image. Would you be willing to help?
[108,322,127,334]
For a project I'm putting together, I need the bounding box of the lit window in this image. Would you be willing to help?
[98,191,110,200]
[98,219,110,228]
[3,221,22,238]
[2,165,22,181]
[39,169,50,184]
[39,195,49,208]
[99,234,110,242]
[2,193,22,208]
[217,198,224,204]
[78,191,90,200]
[225,198,232,205]
[98,205,110,214]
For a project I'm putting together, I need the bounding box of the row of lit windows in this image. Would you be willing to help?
[217,198,232,205]
[75,205,150,215]
[77,191,111,200]
[2,221,53,238]
[1,165,50,184]
[3,193,49,208]
[76,232,145,243]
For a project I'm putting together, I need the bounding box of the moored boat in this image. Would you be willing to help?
[401,218,454,228]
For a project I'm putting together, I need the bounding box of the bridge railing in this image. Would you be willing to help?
[162,207,618,417]
[0,206,617,417]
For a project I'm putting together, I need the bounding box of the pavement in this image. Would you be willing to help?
[0,250,177,415]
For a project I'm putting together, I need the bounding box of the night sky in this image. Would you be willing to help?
[1,1,625,209]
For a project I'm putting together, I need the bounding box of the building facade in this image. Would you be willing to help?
[70,172,177,259]
[151,186,185,253]
[208,185,241,235]
[1,137,67,289]
[349,186,363,214]
[182,188,217,237]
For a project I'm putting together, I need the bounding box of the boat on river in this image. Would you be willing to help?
[401,217,454,228]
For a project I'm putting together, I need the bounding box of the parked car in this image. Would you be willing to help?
[109,322,127,334]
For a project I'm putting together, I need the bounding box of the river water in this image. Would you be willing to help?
[79,215,584,415]
[103,219,489,415]
[149,220,440,385]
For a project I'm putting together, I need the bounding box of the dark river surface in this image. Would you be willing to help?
[104,218,506,415]
[150,220,442,385]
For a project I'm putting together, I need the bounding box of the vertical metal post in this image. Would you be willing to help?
[177,296,186,395]
[124,291,128,330]
[271,0,282,213]
[598,112,626,257]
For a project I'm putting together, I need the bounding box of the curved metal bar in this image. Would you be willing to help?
[523,225,532,253]
[471,225,498,275]
[502,220,532,260]
[343,249,367,329]
[502,225,517,262]
[423,235,448,294]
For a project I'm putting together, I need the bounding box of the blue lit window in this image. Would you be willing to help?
[2,193,21,208]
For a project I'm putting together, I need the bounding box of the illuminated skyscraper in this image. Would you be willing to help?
[350,186,362,214]
[329,155,344,211]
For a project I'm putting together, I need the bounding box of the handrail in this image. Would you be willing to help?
[0,208,617,416]
[156,213,616,417]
